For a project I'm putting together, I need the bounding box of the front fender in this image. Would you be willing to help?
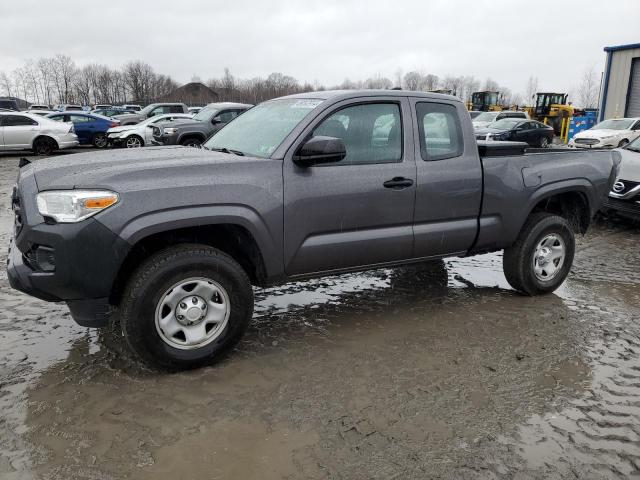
[107,204,283,278]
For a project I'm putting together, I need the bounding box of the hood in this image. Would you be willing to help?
[32,146,262,191]
[475,126,509,135]
[107,124,135,134]
[112,113,143,122]
[616,147,640,181]
[160,119,202,129]
[473,121,493,129]
[574,129,624,140]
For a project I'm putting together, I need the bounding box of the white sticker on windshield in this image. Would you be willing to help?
[290,99,323,109]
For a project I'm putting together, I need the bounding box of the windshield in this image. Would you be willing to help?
[489,119,521,130]
[474,112,498,123]
[627,135,640,151]
[593,119,635,130]
[193,106,219,122]
[204,98,324,158]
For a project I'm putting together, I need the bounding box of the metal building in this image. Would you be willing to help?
[599,42,640,121]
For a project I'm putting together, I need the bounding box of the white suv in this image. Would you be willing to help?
[0,112,79,155]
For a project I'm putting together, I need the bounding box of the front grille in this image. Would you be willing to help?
[603,197,640,216]
[610,179,640,197]
[574,138,599,145]
[475,134,488,141]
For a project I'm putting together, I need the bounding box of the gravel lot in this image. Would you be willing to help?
[1,150,639,479]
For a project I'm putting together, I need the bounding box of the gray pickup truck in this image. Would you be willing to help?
[151,102,252,147]
[7,90,620,370]
[113,102,189,125]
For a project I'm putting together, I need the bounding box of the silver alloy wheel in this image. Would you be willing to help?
[154,277,230,350]
[125,136,143,148]
[532,234,565,281]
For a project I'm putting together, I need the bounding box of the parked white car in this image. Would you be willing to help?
[106,113,193,148]
[472,110,529,129]
[0,112,78,155]
[569,118,640,149]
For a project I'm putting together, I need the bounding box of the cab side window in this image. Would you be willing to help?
[311,103,402,165]
[416,102,463,161]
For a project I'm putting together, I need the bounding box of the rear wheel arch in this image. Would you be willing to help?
[527,189,591,234]
[32,135,59,149]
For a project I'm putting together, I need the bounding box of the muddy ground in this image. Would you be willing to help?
[0,151,639,479]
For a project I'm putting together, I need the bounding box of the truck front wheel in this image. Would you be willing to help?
[503,213,575,295]
[119,245,254,370]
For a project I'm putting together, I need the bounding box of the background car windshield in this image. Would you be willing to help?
[204,98,323,158]
[193,106,219,121]
[474,112,498,122]
[627,136,640,150]
[593,119,635,130]
[490,119,521,130]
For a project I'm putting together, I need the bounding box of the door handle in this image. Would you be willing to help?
[383,177,414,189]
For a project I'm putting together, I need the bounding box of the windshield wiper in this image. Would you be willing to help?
[210,147,245,156]
[626,146,640,153]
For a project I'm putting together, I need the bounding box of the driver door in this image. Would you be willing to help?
[283,98,416,276]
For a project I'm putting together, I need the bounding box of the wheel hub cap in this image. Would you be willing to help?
[533,234,566,281]
[154,277,230,350]
[176,295,207,325]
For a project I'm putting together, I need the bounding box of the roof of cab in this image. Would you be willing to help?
[276,89,462,103]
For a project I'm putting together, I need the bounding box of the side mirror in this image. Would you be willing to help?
[211,117,222,124]
[293,136,346,167]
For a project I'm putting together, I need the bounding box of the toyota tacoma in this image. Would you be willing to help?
[7,90,620,370]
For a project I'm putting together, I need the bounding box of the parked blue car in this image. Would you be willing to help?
[46,112,118,148]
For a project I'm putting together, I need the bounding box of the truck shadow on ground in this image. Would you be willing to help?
[20,261,592,479]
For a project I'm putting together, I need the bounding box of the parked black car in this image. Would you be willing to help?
[475,119,554,147]
[152,102,252,147]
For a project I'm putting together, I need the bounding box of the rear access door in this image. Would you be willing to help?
[283,96,417,276]
[409,98,483,257]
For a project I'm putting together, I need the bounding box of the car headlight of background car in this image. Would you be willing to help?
[162,127,179,135]
[36,190,119,223]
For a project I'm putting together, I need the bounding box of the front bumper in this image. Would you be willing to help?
[7,238,113,327]
[602,197,640,220]
[7,175,126,327]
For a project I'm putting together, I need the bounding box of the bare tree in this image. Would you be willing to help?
[525,76,539,105]
[577,66,599,109]
[0,71,12,97]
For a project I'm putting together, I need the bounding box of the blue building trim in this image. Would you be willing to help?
[604,43,640,53]
[600,50,613,122]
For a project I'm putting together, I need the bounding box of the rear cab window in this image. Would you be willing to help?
[415,102,463,161]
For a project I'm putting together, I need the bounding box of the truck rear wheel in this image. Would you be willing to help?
[119,245,254,370]
[503,213,575,295]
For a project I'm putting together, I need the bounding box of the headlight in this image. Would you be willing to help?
[163,127,178,135]
[36,190,119,223]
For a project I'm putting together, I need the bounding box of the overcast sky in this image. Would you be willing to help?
[1,0,639,97]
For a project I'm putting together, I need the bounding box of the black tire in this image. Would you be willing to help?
[618,139,629,148]
[32,137,55,156]
[181,137,202,148]
[538,136,550,148]
[503,213,575,295]
[119,245,254,370]
[93,133,108,148]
